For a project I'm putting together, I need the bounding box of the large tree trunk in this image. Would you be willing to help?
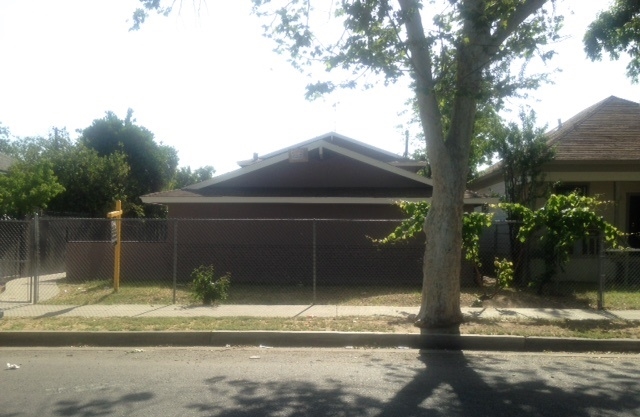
[399,0,549,328]
[416,165,466,328]
[400,0,482,329]
[414,91,476,328]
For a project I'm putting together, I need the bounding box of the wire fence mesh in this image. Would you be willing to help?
[1,216,639,318]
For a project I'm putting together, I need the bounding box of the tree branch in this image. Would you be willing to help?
[397,0,445,156]
[491,0,549,52]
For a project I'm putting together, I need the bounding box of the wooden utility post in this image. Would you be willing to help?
[107,200,123,292]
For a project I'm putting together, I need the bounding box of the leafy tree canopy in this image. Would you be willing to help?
[0,160,65,218]
[584,0,640,82]
[0,128,130,217]
[172,165,216,189]
[489,108,554,209]
[80,109,179,217]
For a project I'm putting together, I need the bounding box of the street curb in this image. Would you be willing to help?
[1,331,639,352]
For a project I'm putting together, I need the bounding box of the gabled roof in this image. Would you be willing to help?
[237,132,421,167]
[142,133,437,205]
[472,96,640,186]
[546,96,640,161]
[188,136,432,191]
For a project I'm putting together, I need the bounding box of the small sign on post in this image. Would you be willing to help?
[107,200,123,292]
[110,221,117,245]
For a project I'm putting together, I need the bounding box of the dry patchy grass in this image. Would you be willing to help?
[1,315,640,339]
[45,279,640,309]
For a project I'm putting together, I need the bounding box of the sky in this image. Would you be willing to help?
[1,0,639,175]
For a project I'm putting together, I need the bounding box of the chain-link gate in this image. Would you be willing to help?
[0,219,33,305]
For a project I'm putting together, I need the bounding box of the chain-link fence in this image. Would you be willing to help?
[1,216,639,316]
[478,221,640,309]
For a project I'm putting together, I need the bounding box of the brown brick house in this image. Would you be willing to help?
[142,132,491,219]
[123,133,490,285]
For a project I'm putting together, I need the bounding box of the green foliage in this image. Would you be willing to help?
[500,192,624,289]
[490,108,554,209]
[130,0,174,31]
[493,258,514,289]
[0,160,65,218]
[0,128,131,217]
[584,0,640,82]
[48,145,130,216]
[252,1,561,103]
[377,201,493,266]
[462,211,494,266]
[172,165,216,189]
[80,110,179,217]
[190,265,231,305]
[376,201,429,244]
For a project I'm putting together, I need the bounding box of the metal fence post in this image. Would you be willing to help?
[312,219,317,304]
[173,219,178,304]
[598,231,605,310]
[33,213,40,304]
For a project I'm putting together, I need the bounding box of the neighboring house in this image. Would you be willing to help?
[68,132,494,285]
[470,96,640,282]
[471,96,640,247]
[0,153,13,175]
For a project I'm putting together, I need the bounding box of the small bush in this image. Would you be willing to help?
[494,258,514,289]
[190,265,231,305]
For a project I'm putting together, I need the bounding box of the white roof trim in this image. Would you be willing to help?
[186,138,432,190]
[317,141,433,186]
[142,196,496,205]
[259,131,402,161]
[142,196,428,204]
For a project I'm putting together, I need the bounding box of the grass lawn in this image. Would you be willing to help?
[44,278,640,310]
[2,315,640,339]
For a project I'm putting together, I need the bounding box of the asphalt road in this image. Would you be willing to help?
[1,347,639,417]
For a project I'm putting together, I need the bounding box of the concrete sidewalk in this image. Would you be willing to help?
[3,301,640,353]
[2,302,640,322]
[2,274,640,352]
[2,272,640,321]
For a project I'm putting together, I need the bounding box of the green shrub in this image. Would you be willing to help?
[494,258,514,289]
[190,265,230,305]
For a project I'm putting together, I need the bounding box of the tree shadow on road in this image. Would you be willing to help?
[53,391,154,417]
[381,350,640,417]
[188,350,640,417]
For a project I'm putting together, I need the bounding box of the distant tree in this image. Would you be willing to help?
[0,128,131,217]
[80,110,179,217]
[0,160,64,218]
[0,122,10,153]
[490,109,554,209]
[584,0,640,82]
[172,165,215,189]
[488,109,554,286]
[47,145,131,217]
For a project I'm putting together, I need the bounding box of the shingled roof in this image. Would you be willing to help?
[546,96,640,161]
[472,96,640,187]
